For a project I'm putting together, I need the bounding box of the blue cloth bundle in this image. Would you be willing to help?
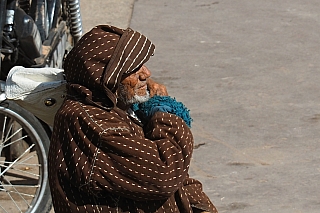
[132,95,193,127]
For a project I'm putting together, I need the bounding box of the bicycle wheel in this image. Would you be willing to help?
[0,100,52,213]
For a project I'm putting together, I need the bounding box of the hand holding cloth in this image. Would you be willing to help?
[132,95,193,127]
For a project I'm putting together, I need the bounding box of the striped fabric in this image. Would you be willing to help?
[63,25,155,107]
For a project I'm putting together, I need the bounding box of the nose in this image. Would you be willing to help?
[138,66,151,80]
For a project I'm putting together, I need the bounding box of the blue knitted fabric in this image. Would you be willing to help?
[132,95,193,127]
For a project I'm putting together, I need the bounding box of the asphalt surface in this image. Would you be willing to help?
[78,1,320,213]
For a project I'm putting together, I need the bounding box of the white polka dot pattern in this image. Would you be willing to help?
[49,24,217,213]
[48,98,218,212]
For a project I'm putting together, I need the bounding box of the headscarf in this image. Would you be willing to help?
[63,25,155,108]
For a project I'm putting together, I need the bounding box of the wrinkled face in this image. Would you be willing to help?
[117,65,151,108]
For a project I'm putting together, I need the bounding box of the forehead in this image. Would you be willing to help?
[121,65,144,81]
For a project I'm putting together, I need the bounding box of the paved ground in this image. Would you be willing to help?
[80,0,134,33]
[79,1,320,213]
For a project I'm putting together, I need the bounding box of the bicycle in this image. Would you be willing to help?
[0,0,82,212]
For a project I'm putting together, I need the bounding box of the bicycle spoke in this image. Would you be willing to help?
[0,115,8,155]
[0,144,35,176]
[0,100,52,212]
[11,167,40,178]
[2,135,28,148]
[3,119,14,144]
[0,164,40,178]
[0,204,10,213]
[3,127,24,145]
[0,115,8,144]
[3,188,23,213]
[0,185,39,189]
[1,188,36,199]
[18,153,38,164]
[1,176,31,206]
[0,161,41,167]
[0,151,41,178]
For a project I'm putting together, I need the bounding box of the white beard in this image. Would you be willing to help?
[118,83,150,106]
[126,91,150,104]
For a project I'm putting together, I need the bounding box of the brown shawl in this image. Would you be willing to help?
[48,25,217,213]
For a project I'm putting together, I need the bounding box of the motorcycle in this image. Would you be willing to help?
[0,0,82,212]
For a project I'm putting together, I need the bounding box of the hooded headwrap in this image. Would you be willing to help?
[63,25,155,108]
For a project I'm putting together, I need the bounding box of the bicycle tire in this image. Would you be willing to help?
[0,100,52,213]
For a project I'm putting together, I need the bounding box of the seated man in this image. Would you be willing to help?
[48,25,218,213]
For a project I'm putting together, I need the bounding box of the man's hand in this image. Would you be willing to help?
[147,78,168,97]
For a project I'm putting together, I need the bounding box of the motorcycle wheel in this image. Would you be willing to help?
[0,100,52,213]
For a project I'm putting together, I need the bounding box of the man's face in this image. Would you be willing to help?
[117,65,151,107]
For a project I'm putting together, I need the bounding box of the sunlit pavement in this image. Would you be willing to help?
[50,1,320,212]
